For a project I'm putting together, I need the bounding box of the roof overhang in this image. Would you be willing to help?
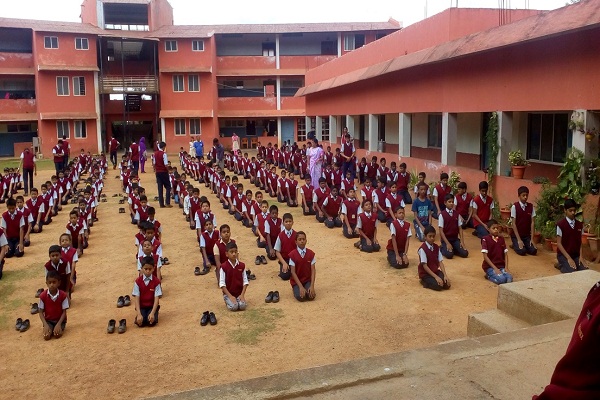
[0,67,35,75]
[217,69,306,77]
[38,65,99,72]
[0,113,38,122]
[159,110,213,118]
[40,112,97,120]
[160,66,212,73]
[218,109,304,118]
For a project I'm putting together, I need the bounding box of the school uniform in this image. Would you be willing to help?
[386,219,412,269]
[322,195,343,228]
[274,229,297,280]
[471,194,494,239]
[373,187,389,222]
[454,192,473,228]
[385,192,405,223]
[300,184,315,215]
[219,259,248,311]
[264,217,282,260]
[396,172,412,204]
[132,274,162,326]
[195,211,217,233]
[137,253,162,277]
[44,259,71,293]
[200,230,220,267]
[254,212,269,247]
[26,197,45,232]
[433,183,452,213]
[277,177,288,203]
[510,201,538,256]
[0,228,7,277]
[438,209,468,259]
[232,194,245,221]
[313,187,330,222]
[66,221,86,251]
[360,185,374,203]
[341,198,361,238]
[38,289,69,331]
[1,210,25,257]
[556,217,587,274]
[481,234,512,284]
[357,212,381,253]
[61,246,78,285]
[418,242,450,291]
[288,246,316,301]
[286,179,298,207]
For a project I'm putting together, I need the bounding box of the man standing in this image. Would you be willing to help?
[193,137,204,158]
[340,127,356,180]
[109,136,120,169]
[52,140,65,174]
[18,147,36,196]
[62,135,71,170]
[153,141,172,208]
[129,139,140,173]
[211,138,224,169]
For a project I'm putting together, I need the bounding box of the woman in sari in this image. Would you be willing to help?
[139,137,147,173]
[306,139,324,189]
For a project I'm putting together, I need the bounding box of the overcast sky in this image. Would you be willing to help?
[4,0,571,27]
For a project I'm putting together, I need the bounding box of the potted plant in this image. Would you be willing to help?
[508,149,530,179]
[541,220,556,251]
[500,204,511,220]
[585,128,597,142]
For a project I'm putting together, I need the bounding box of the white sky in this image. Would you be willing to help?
[3,0,570,27]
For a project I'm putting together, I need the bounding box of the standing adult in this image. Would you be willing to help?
[109,136,120,169]
[193,137,204,158]
[139,137,147,173]
[129,139,140,174]
[18,147,36,196]
[341,128,356,180]
[232,133,240,153]
[306,139,324,189]
[211,138,224,168]
[189,137,196,158]
[152,141,172,208]
[52,140,65,175]
[61,135,71,170]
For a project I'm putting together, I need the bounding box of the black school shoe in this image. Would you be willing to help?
[118,319,127,334]
[117,296,125,308]
[260,255,268,265]
[15,318,23,331]
[272,291,280,303]
[265,291,274,303]
[107,319,116,334]
[194,266,201,276]
[200,311,210,326]
[246,270,256,280]
[198,266,210,275]
[209,312,217,326]
[19,319,30,332]
[255,256,261,265]
[30,303,39,315]
[123,295,131,307]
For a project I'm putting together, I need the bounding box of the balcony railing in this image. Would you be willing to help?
[99,75,158,94]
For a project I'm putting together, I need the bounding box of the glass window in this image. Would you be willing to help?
[74,120,87,138]
[527,113,570,163]
[321,117,330,142]
[174,119,186,136]
[190,119,201,135]
[56,77,69,96]
[57,121,69,139]
[192,40,204,51]
[165,40,178,52]
[75,38,89,50]
[188,75,199,92]
[73,76,86,96]
[427,114,442,148]
[297,118,307,142]
[173,75,184,92]
[44,36,58,49]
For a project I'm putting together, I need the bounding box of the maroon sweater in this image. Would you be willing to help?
[513,202,534,238]
[288,247,315,287]
[441,209,460,241]
[557,218,583,258]
[276,230,297,261]
[135,275,161,308]
[343,199,360,226]
[358,212,378,239]
[418,243,441,278]
[39,289,68,322]
[481,235,507,271]
[221,260,246,298]
[386,220,410,252]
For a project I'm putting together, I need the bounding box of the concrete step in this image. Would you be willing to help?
[467,308,532,337]
[497,269,600,325]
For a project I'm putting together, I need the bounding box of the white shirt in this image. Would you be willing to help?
[438,209,464,228]
[132,275,163,297]
[556,217,578,237]
[273,229,294,252]
[389,220,412,237]
[470,194,494,210]
[219,259,249,288]
[288,246,316,267]
[418,242,444,263]
[38,290,69,311]
[356,212,378,229]
[510,202,536,218]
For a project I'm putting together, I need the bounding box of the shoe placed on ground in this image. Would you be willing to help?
[35,288,44,298]
[117,296,125,308]
[265,291,274,303]
[154,196,159,201]
[161,257,170,265]
[30,303,39,315]
[15,318,23,331]
[118,199,125,204]
[194,266,201,276]
[118,319,127,334]
[246,270,256,280]
[209,312,217,326]
[119,208,125,213]
[198,266,210,275]
[19,319,30,332]
[255,256,261,265]
[200,311,210,326]
[272,291,280,303]
[354,241,360,249]
[123,295,131,307]
[260,255,268,265]
[112,194,119,197]
[107,319,116,334]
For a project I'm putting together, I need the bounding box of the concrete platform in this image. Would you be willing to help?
[467,308,532,337]
[151,319,576,400]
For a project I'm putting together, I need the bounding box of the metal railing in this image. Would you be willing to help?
[99,75,158,94]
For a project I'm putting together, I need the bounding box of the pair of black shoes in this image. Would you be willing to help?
[200,311,217,326]
[15,318,30,332]
[107,319,127,334]
[246,270,256,280]
[117,295,131,308]
[195,266,210,276]
[254,255,268,265]
[265,291,280,303]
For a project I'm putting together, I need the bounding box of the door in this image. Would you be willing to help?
[281,118,295,145]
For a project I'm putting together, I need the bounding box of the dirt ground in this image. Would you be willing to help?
[0,156,595,400]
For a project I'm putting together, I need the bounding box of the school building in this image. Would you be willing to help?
[297,1,600,205]
[0,0,400,157]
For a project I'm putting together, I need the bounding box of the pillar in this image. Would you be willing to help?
[441,112,457,166]
[277,117,282,147]
[160,118,166,142]
[94,71,103,153]
[398,113,411,157]
[368,114,378,152]
[346,115,355,137]
[315,116,323,142]
[497,111,513,176]
[329,115,338,145]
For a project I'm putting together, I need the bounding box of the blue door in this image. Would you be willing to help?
[281,118,295,145]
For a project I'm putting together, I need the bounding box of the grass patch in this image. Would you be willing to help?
[230,307,284,345]
[0,158,55,172]
[0,264,40,330]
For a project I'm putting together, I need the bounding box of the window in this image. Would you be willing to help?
[73,76,86,96]
[343,34,365,51]
[527,113,570,163]
[165,40,178,52]
[190,118,201,135]
[56,76,69,96]
[57,121,69,139]
[262,42,275,57]
[321,117,330,142]
[192,40,204,51]
[297,118,307,142]
[172,75,184,92]
[74,120,87,138]
[427,114,442,148]
[75,37,89,50]
[174,119,186,136]
[44,36,58,49]
[188,75,199,92]
[321,41,337,55]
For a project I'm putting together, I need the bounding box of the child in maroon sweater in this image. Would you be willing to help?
[219,242,248,311]
[38,270,69,340]
[289,231,316,302]
[357,199,381,253]
[274,213,296,281]
[1,198,25,258]
[418,226,450,291]
[556,199,588,274]
[133,256,162,327]
[511,186,537,256]
[481,220,513,285]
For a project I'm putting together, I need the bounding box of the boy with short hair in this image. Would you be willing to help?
[341,188,361,239]
[1,198,25,258]
[556,199,588,274]
[312,177,330,223]
[396,162,412,205]
[38,270,69,340]
[418,226,451,291]
[133,256,162,327]
[289,231,316,302]
[321,187,343,229]
[433,172,452,215]
[510,186,537,256]
[356,199,381,253]
[213,224,236,281]
[220,242,248,311]
[300,175,315,216]
[471,181,494,239]
[438,194,469,259]
[264,204,282,261]
[45,244,72,295]
[454,182,472,229]
[199,220,220,275]
[412,183,435,242]
[274,213,297,280]
[286,172,298,207]
[481,219,513,284]
[386,206,411,269]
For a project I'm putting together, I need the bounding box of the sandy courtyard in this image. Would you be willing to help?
[0,157,585,400]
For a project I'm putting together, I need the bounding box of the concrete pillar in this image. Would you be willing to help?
[441,112,457,166]
[497,111,513,176]
[329,115,338,145]
[398,113,411,157]
[337,33,342,57]
[276,76,281,111]
[160,118,166,142]
[346,115,355,138]
[368,114,378,152]
[315,116,323,142]
[275,34,280,69]
[277,117,282,147]
[94,71,103,153]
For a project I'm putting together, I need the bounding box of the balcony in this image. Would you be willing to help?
[279,55,337,72]
[217,56,277,76]
[99,75,158,94]
[0,98,37,121]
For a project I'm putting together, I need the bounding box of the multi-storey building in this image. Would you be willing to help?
[0,0,399,156]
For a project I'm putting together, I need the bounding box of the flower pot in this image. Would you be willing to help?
[551,241,558,253]
[582,232,594,246]
[500,208,511,220]
[589,237,599,254]
[544,238,553,251]
[586,132,595,142]
[511,165,526,179]
[533,232,541,244]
